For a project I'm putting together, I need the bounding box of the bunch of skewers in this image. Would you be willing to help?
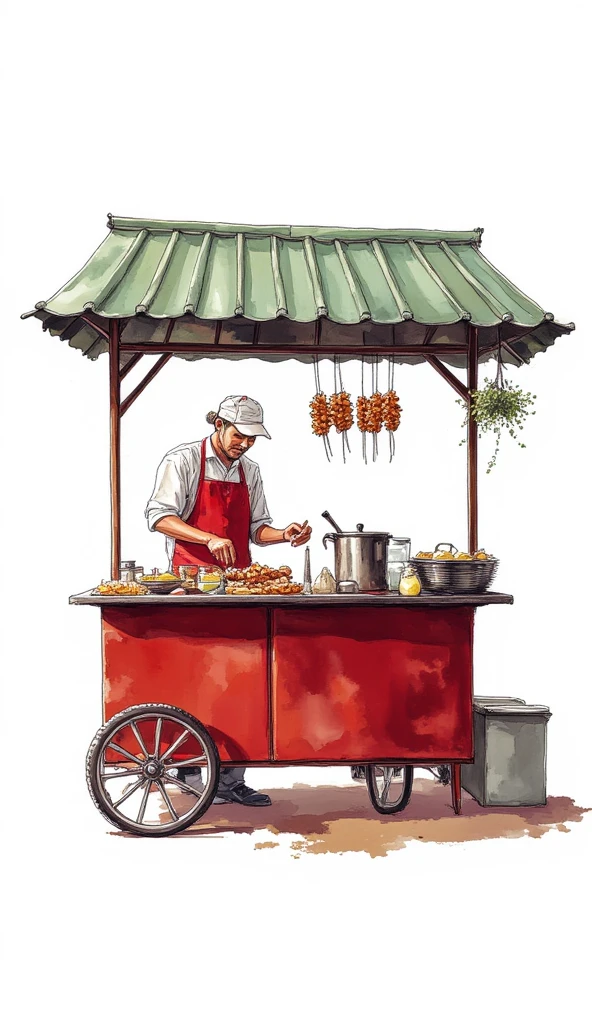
[310,355,402,463]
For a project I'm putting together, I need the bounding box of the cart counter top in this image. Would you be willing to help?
[70,590,513,607]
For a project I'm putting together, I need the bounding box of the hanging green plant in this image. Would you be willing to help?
[457,347,536,472]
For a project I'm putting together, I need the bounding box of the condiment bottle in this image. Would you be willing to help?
[120,559,136,583]
[398,564,421,597]
[312,567,337,594]
[303,547,312,595]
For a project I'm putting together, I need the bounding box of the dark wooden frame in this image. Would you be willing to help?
[109,319,121,578]
[107,317,483,578]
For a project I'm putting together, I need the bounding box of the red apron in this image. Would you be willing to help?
[172,438,252,570]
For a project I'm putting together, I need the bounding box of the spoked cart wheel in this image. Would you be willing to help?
[86,703,220,837]
[366,765,414,814]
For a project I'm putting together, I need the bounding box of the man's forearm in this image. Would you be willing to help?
[154,515,213,546]
[256,525,286,545]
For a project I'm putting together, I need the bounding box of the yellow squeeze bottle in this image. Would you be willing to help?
[399,564,421,597]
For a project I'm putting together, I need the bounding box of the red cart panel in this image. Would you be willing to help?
[272,607,474,762]
[102,606,269,760]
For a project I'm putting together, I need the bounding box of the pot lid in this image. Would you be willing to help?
[325,531,391,538]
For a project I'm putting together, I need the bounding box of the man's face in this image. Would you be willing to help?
[217,421,256,459]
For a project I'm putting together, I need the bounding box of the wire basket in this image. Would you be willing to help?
[410,543,499,594]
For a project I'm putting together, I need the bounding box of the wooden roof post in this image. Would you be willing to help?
[467,324,479,552]
[109,319,121,579]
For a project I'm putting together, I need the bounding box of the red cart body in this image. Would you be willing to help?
[100,597,478,766]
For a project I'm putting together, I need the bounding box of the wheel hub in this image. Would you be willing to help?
[142,758,164,780]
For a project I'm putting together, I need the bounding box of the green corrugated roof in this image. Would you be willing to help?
[22,215,574,365]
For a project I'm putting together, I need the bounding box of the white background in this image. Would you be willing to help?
[2,1,591,1021]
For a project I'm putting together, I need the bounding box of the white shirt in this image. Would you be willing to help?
[145,436,272,566]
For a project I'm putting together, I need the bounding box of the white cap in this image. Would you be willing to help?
[217,395,271,438]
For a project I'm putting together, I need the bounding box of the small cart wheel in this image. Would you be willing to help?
[366,765,414,815]
[86,703,220,837]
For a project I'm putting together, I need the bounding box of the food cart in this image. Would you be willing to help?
[23,216,574,836]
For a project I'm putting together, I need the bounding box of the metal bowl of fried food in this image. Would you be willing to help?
[139,572,184,594]
[411,543,499,594]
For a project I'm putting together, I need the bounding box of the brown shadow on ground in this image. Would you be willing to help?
[114,778,590,856]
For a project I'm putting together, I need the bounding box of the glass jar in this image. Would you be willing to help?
[398,564,421,597]
[178,565,199,590]
[197,567,224,593]
[388,537,411,564]
[120,560,144,582]
[387,561,405,592]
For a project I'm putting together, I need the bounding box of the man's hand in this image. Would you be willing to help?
[207,535,237,567]
[283,521,312,547]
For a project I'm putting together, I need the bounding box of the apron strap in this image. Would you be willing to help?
[198,437,207,492]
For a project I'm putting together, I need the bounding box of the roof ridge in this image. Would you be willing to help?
[106,213,483,244]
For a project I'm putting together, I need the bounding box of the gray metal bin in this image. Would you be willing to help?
[462,700,551,806]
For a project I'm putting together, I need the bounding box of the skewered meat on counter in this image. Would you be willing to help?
[225,563,304,595]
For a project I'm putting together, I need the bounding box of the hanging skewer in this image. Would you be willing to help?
[334,356,345,465]
[337,357,352,455]
[372,356,376,460]
[330,354,354,464]
[367,355,383,462]
[389,358,394,462]
[386,355,392,463]
[310,355,333,461]
[373,358,377,462]
[383,355,402,462]
[357,356,370,464]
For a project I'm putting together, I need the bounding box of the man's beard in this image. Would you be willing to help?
[221,437,246,460]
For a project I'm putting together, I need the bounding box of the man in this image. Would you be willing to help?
[145,395,312,807]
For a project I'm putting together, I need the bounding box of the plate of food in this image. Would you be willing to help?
[92,580,149,596]
[225,563,304,595]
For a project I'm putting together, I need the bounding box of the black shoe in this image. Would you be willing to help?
[435,765,451,786]
[216,783,272,807]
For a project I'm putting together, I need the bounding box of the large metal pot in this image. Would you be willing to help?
[323,524,390,592]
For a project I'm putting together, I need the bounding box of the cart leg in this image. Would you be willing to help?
[451,764,462,815]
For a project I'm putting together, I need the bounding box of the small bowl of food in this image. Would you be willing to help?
[139,571,183,594]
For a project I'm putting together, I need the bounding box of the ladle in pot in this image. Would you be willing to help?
[321,510,343,534]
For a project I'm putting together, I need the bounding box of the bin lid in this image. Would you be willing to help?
[475,702,551,719]
[474,695,526,706]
